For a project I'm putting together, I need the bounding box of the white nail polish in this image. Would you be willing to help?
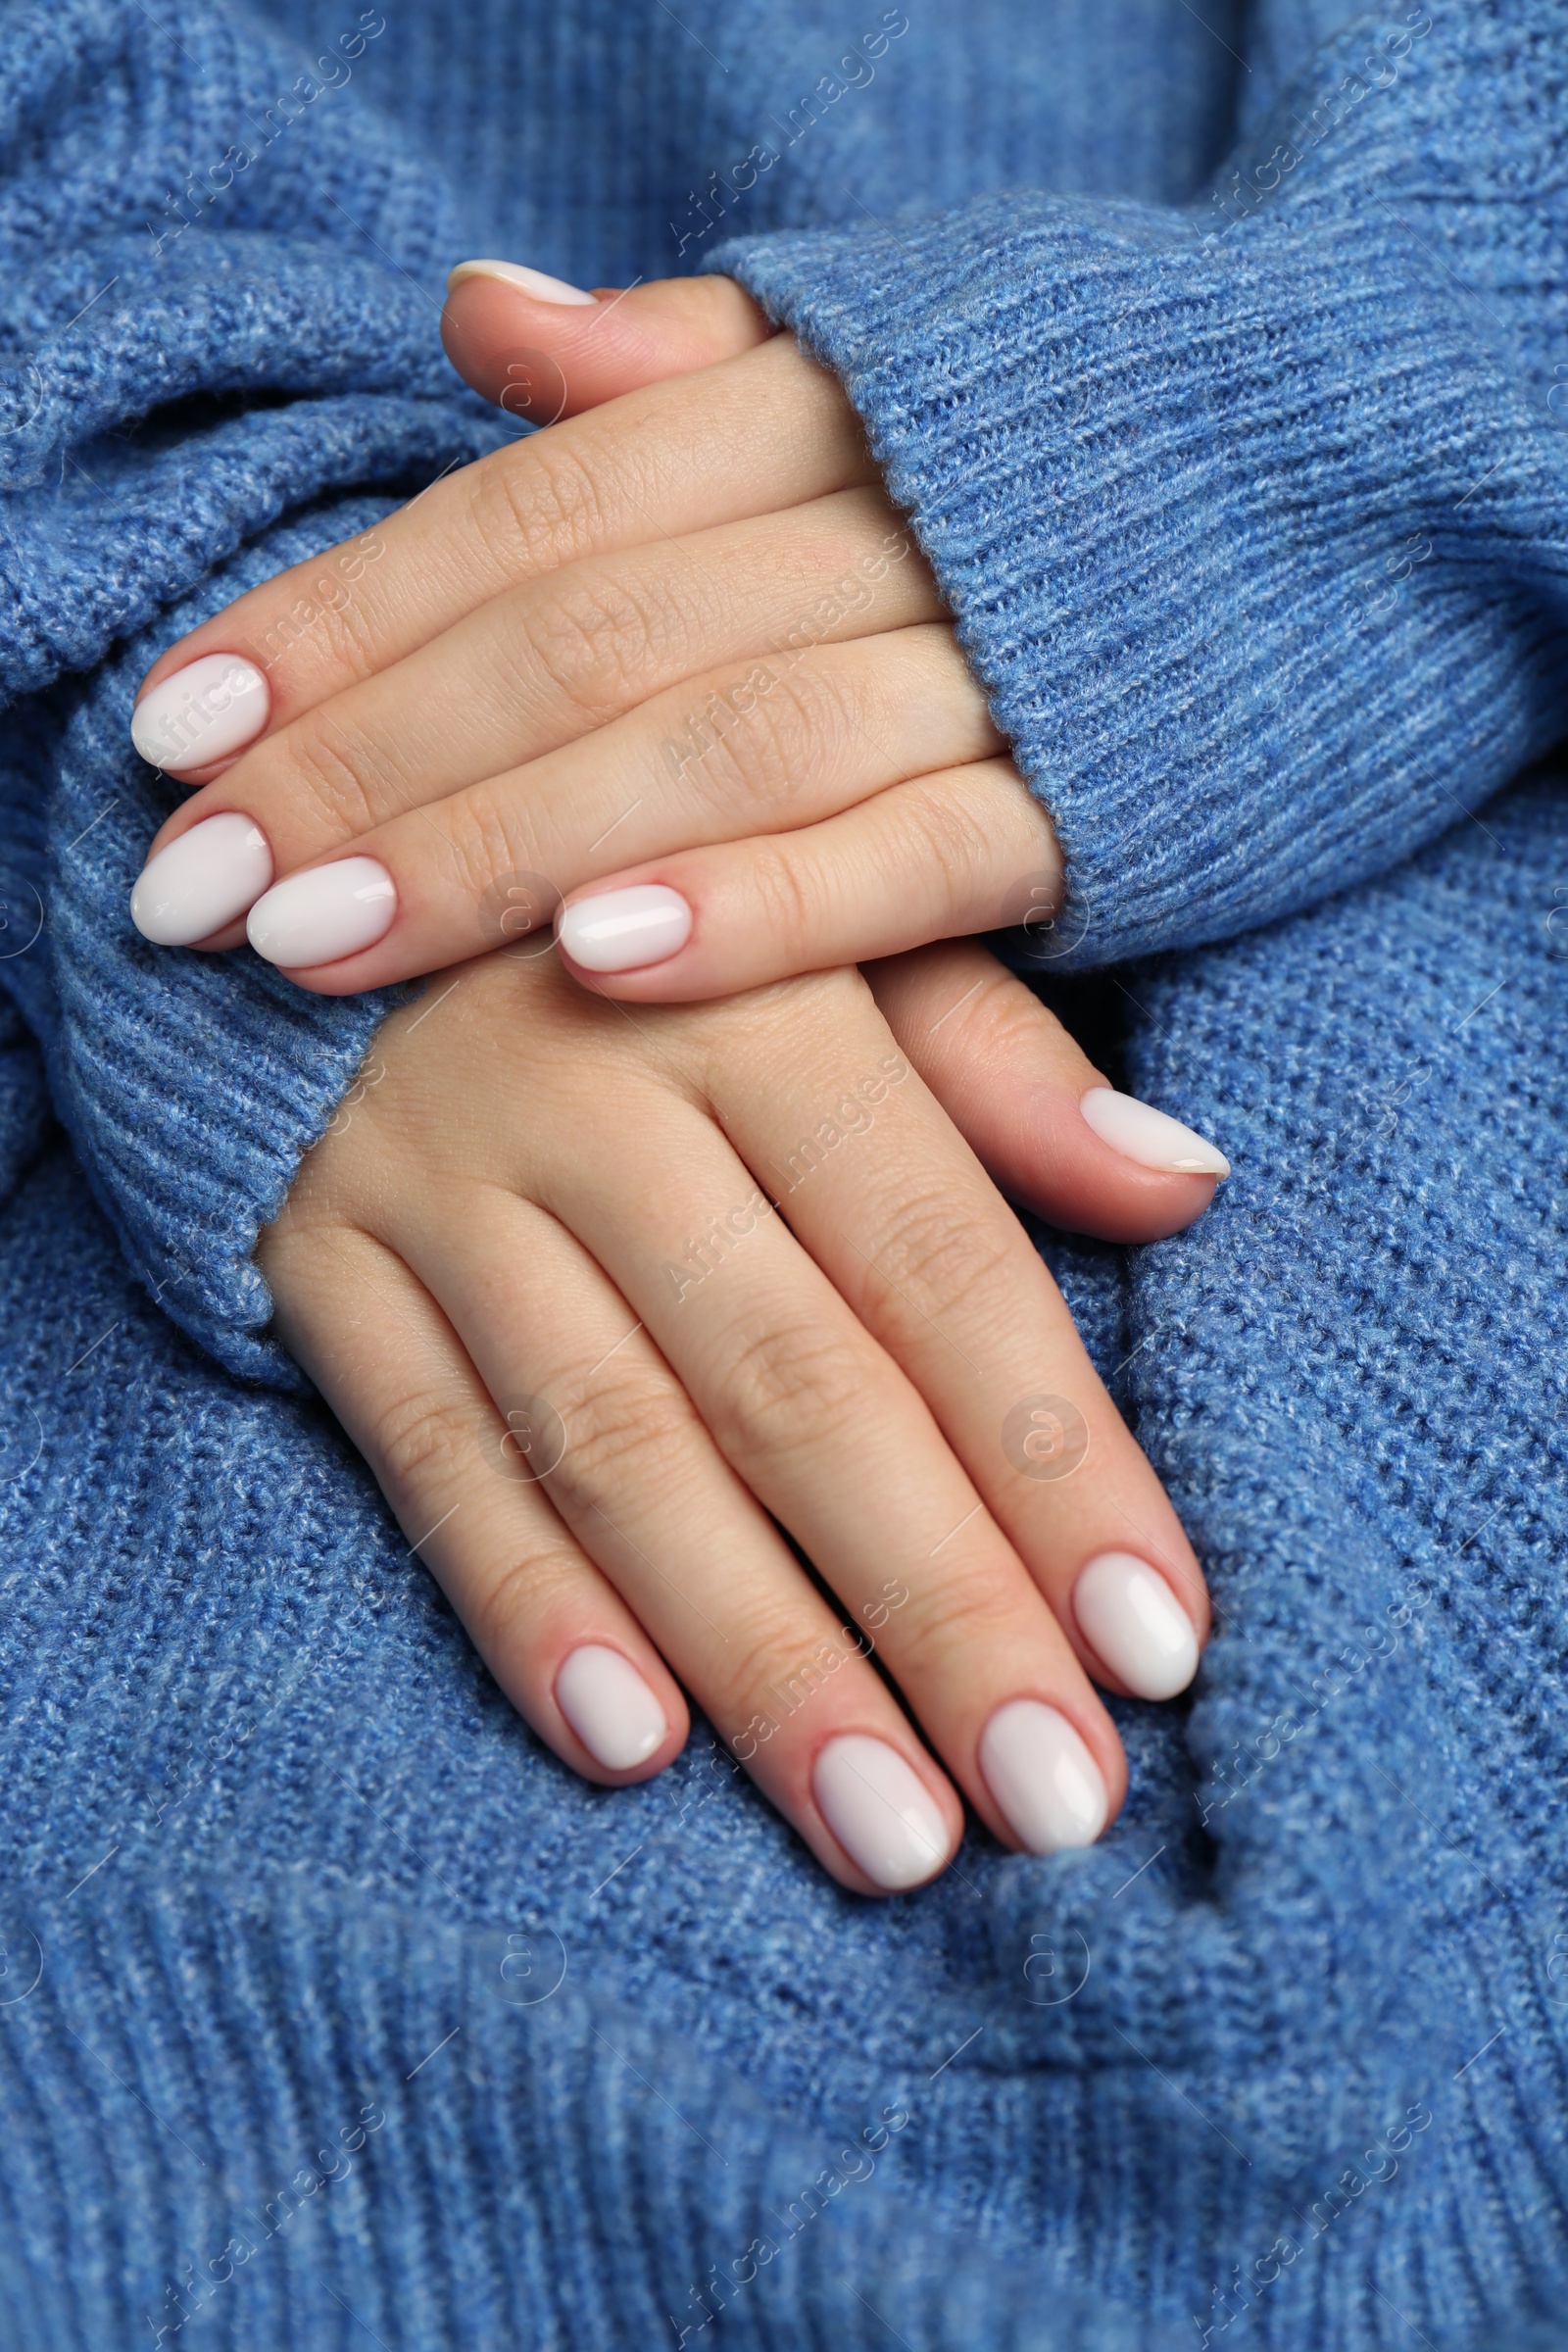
[246,858,397,968]
[1079,1086,1230,1177]
[555,1644,666,1769]
[978,1700,1108,1855]
[447,258,598,306]
[130,654,270,773]
[130,812,273,947]
[811,1735,952,1890]
[557,884,692,973]
[1073,1552,1200,1701]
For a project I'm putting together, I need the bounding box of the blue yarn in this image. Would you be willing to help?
[0,2,1565,2345]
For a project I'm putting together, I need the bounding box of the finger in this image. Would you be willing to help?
[442,266,774,416]
[372,1175,965,1895]
[554,760,1058,998]
[522,984,1133,1862]
[135,499,940,957]
[869,942,1229,1241]
[260,1215,691,1786]
[131,335,869,774]
[695,971,1211,1702]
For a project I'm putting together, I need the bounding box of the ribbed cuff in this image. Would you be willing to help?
[714,8,1567,968]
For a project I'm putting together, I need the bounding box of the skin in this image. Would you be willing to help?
[261,939,1210,1895]
[141,273,1220,1889]
[134,290,1065,999]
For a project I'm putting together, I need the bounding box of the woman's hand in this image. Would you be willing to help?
[261,937,1211,1894]
[126,271,1076,1004]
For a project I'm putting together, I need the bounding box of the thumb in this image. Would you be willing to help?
[439,264,775,421]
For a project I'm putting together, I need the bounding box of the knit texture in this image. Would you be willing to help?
[1,2,1566,2348]
[717,3,1568,968]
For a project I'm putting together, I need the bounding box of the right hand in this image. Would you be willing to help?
[260,936,1212,1895]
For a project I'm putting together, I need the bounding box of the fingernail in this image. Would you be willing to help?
[1073,1552,1200,1700]
[557,883,692,973]
[1079,1086,1229,1177]
[130,654,269,773]
[811,1735,952,1890]
[447,258,598,306]
[246,858,396,968]
[555,1644,667,1769]
[978,1700,1108,1855]
[130,812,273,946]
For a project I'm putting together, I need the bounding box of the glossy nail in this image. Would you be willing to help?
[130,812,273,947]
[1080,1086,1229,1177]
[555,1644,666,1769]
[1073,1552,1200,1700]
[447,258,598,306]
[978,1700,1108,1855]
[557,883,692,973]
[812,1735,952,1890]
[130,654,269,773]
[246,858,396,968]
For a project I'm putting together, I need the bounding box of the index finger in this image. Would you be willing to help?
[130,335,873,773]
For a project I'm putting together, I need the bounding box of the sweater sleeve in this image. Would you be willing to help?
[714,0,1568,971]
[0,0,512,1387]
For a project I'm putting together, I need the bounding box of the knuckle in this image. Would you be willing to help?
[680,660,868,816]
[739,837,819,954]
[719,1601,854,1720]
[511,565,687,727]
[432,782,541,914]
[469,433,609,578]
[371,1384,481,1496]
[895,776,1000,897]
[467,1540,592,1662]
[707,1316,872,1465]
[892,1558,1029,1682]
[870,1188,1017,1319]
[549,1365,699,1512]
[263,713,386,838]
[243,567,380,686]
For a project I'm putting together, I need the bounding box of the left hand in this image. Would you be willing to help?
[128,270,1070,999]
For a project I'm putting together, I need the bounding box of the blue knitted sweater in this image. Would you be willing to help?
[1,2,1566,2346]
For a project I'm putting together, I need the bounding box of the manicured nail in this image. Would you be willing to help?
[246,858,396,968]
[555,1644,666,1769]
[447,259,598,306]
[1079,1086,1229,1177]
[130,654,269,773]
[130,812,273,947]
[1073,1552,1200,1700]
[978,1700,1108,1855]
[811,1735,952,1890]
[557,883,692,973]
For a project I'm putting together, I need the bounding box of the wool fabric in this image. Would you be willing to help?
[0,2,1565,2346]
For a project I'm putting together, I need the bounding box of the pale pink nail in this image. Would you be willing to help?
[811,1735,952,1890]
[246,858,396,968]
[555,1645,666,1769]
[978,1700,1107,1854]
[1073,1552,1200,1700]
[557,883,692,973]
[1079,1087,1229,1177]
[130,812,272,946]
[447,259,597,306]
[130,655,269,772]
